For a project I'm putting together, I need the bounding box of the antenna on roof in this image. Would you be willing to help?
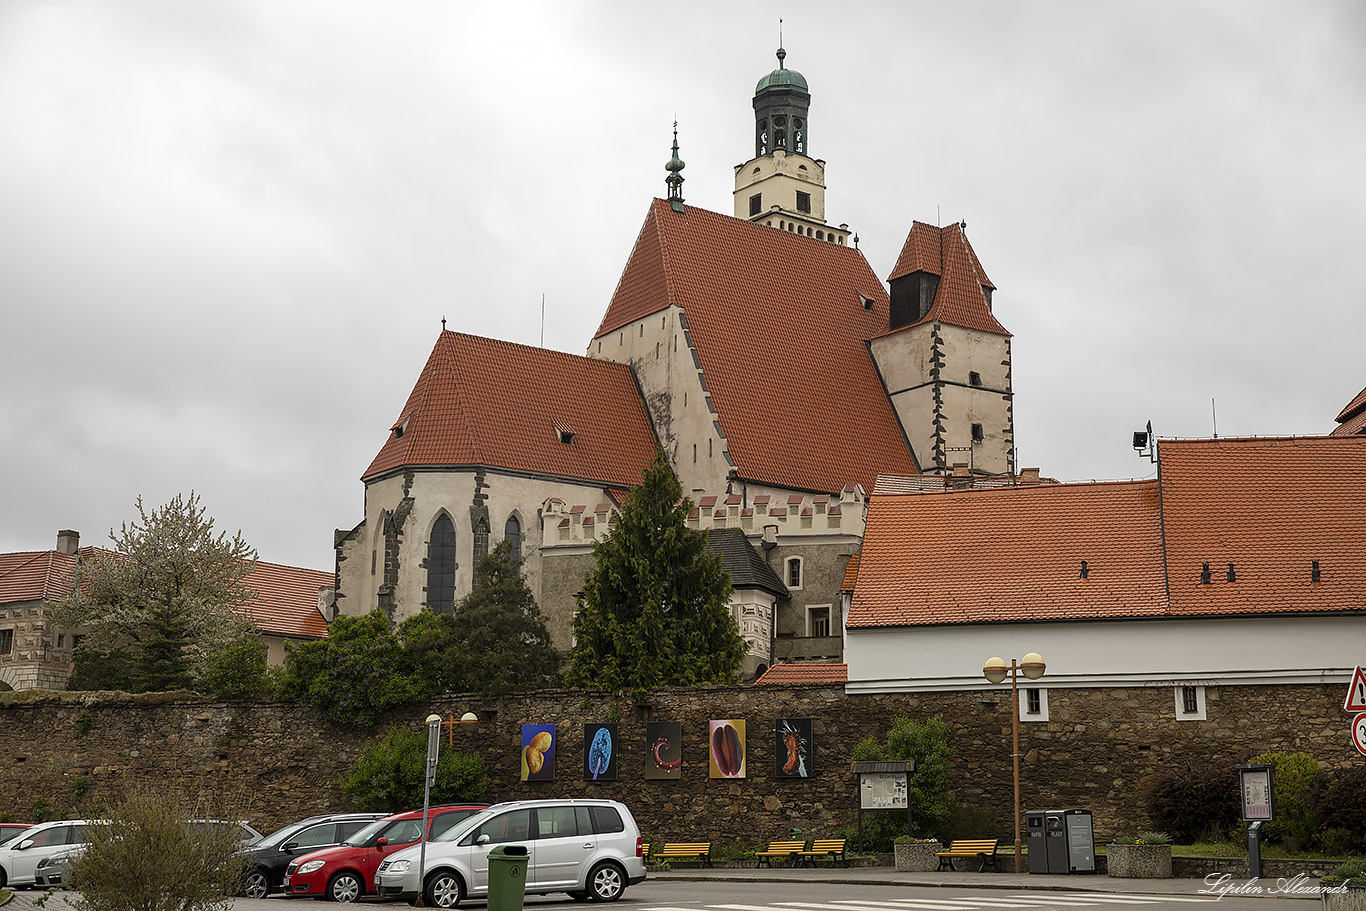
[779,17,783,48]
[1211,397,1218,439]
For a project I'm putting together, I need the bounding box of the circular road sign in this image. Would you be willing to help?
[1353,713,1366,758]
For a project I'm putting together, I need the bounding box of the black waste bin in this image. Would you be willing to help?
[1025,811,1051,873]
[487,844,529,911]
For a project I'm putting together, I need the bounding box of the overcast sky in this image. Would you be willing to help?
[3,0,1364,572]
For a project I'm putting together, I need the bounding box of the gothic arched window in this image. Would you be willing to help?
[505,515,523,565]
[426,514,457,614]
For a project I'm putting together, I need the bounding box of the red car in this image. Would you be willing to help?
[282,805,487,902]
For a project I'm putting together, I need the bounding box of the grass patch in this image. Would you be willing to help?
[1171,841,1366,860]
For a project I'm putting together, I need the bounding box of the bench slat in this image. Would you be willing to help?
[935,838,1000,872]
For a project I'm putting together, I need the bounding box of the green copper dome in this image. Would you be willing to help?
[755,47,808,94]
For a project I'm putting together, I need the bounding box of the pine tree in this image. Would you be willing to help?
[566,449,744,690]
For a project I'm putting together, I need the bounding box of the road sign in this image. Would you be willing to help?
[1352,713,1366,758]
[1345,667,1366,712]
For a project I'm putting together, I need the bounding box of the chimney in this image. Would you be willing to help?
[56,530,80,555]
[1019,468,1041,485]
[761,524,778,551]
[952,463,971,478]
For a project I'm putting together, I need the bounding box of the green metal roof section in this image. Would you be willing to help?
[755,47,808,93]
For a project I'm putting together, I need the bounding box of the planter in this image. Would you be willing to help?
[1106,844,1172,879]
[1323,884,1366,911]
[894,841,941,872]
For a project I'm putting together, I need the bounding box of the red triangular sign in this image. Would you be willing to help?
[1345,667,1366,712]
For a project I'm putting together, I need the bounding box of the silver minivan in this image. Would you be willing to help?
[375,799,646,907]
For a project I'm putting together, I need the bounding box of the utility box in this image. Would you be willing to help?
[487,844,529,911]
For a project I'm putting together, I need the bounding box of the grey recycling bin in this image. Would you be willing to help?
[487,844,529,911]
[1053,809,1095,873]
[1025,811,1051,873]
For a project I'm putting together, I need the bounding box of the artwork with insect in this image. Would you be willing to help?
[774,717,813,778]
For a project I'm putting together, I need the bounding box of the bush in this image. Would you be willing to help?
[339,726,488,812]
[1247,751,1320,850]
[847,716,955,851]
[69,790,245,911]
[1315,766,1366,855]
[1146,759,1239,844]
[201,637,271,697]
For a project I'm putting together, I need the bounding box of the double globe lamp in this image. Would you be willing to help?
[983,653,1046,874]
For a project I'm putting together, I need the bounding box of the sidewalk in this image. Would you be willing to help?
[649,865,1324,899]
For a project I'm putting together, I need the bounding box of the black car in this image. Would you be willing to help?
[241,813,384,898]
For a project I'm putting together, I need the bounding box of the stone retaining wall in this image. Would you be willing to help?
[0,681,1353,845]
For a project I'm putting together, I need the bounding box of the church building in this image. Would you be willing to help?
[334,48,1020,679]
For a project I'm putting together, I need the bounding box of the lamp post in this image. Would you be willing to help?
[417,711,478,905]
[983,653,1046,874]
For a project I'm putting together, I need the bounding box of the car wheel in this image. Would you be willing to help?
[423,870,464,909]
[244,868,271,899]
[587,862,625,902]
[326,871,363,903]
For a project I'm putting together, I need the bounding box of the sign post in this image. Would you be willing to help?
[851,760,914,855]
[1236,764,1274,879]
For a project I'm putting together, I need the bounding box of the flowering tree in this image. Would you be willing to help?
[54,491,259,692]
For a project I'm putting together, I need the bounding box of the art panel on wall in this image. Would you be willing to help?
[709,719,746,778]
[775,717,813,778]
[583,722,618,780]
[521,723,556,781]
[644,720,682,779]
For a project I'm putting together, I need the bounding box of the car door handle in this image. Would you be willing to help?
[583,843,593,850]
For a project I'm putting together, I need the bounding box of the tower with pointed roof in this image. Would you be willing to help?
[733,49,851,246]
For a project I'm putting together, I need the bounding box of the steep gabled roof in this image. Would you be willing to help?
[363,331,659,487]
[1160,436,1366,616]
[0,549,88,604]
[755,662,847,685]
[593,200,918,493]
[704,528,788,598]
[885,221,1008,336]
[1332,384,1366,436]
[848,481,1167,628]
[242,560,330,639]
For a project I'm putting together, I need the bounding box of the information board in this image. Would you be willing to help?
[1238,765,1274,821]
[859,771,907,810]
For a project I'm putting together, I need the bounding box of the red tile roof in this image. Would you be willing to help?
[884,221,1008,336]
[0,547,328,640]
[1160,436,1366,616]
[1332,384,1366,436]
[849,480,1166,628]
[364,331,660,486]
[840,553,860,592]
[755,662,848,685]
[849,435,1366,628]
[593,200,919,494]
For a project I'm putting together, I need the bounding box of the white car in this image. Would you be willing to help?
[374,799,646,907]
[0,820,93,889]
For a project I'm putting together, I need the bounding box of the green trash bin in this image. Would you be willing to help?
[487,844,529,911]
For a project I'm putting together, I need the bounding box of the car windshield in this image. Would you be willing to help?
[250,820,310,851]
[342,817,420,847]
[433,809,495,844]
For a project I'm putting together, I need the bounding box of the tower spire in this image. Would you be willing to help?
[665,121,686,211]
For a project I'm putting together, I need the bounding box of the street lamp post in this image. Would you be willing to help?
[983,653,1046,874]
[417,711,478,906]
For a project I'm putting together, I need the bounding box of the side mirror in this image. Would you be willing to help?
[375,837,388,847]
[15,839,34,851]
[475,834,491,846]
[281,841,298,853]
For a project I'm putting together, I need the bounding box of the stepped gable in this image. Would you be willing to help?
[364,330,659,487]
[848,480,1167,628]
[1160,436,1366,616]
[704,527,788,598]
[885,221,1008,336]
[1332,384,1366,436]
[242,561,330,638]
[593,199,918,494]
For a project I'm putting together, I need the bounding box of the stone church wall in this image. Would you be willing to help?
[0,682,1351,844]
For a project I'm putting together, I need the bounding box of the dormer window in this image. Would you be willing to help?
[554,420,576,445]
[391,416,410,439]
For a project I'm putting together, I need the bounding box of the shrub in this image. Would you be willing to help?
[339,726,487,812]
[69,789,246,911]
[1146,758,1239,844]
[1323,860,1366,886]
[1314,765,1366,854]
[201,637,271,697]
[850,715,956,850]
[1247,751,1319,850]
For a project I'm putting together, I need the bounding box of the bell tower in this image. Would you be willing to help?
[733,48,851,246]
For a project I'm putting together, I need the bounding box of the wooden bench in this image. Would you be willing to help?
[795,838,847,867]
[654,842,712,867]
[935,838,1001,872]
[753,840,806,868]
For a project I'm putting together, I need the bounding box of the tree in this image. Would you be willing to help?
[201,635,272,697]
[566,449,744,691]
[53,492,259,693]
[851,715,957,847]
[69,788,246,911]
[403,540,559,695]
[275,610,427,727]
[339,726,487,812]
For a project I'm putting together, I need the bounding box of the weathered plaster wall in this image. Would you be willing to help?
[1,682,1351,845]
